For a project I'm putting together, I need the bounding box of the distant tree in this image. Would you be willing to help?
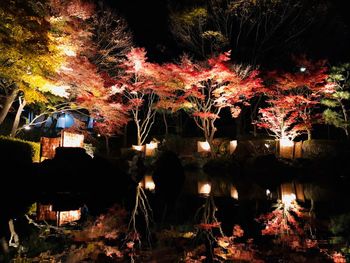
[169,0,329,63]
[322,63,350,138]
[257,58,334,140]
[167,51,261,155]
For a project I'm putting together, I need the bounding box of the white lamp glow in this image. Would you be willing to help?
[230,185,238,199]
[198,182,211,196]
[198,141,211,152]
[132,145,145,152]
[282,193,296,207]
[280,138,294,147]
[145,142,158,156]
[229,140,237,154]
[144,175,155,191]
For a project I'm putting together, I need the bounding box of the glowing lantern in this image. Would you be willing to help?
[144,175,155,191]
[197,141,211,153]
[229,140,238,154]
[198,181,211,196]
[61,131,84,148]
[266,189,272,199]
[132,145,145,152]
[58,209,81,226]
[279,138,294,159]
[230,185,238,199]
[145,142,158,157]
[280,182,297,208]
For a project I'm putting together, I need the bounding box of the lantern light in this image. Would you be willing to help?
[229,140,237,154]
[280,138,294,147]
[132,145,145,152]
[230,185,238,199]
[197,141,211,152]
[282,193,296,208]
[144,175,155,191]
[145,141,158,156]
[300,67,306,72]
[198,182,211,196]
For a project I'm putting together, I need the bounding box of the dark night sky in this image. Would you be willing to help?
[105,0,177,62]
[104,0,350,65]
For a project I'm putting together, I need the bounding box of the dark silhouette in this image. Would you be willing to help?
[152,150,185,224]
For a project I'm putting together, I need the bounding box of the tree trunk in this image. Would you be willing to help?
[250,95,262,137]
[10,97,26,137]
[307,129,312,141]
[0,88,19,126]
[340,101,349,138]
[136,125,141,146]
[8,219,19,248]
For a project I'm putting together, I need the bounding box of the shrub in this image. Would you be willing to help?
[0,135,40,163]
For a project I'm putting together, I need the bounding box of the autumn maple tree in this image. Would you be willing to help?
[167,51,261,154]
[111,47,162,146]
[48,0,129,141]
[257,58,334,141]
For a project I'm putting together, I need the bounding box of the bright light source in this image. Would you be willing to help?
[62,131,84,148]
[264,143,270,148]
[266,189,271,196]
[97,133,101,137]
[144,175,155,191]
[230,185,238,199]
[24,125,31,130]
[198,141,211,152]
[145,142,158,156]
[300,67,306,72]
[229,140,237,154]
[282,193,296,207]
[132,145,144,152]
[198,182,211,196]
[280,138,294,147]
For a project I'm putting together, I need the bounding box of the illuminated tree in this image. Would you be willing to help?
[257,96,306,141]
[49,0,129,141]
[91,7,133,76]
[113,48,161,146]
[0,0,66,130]
[257,58,334,140]
[322,63,350,138]
[169,0,332,136]
[168,51,261,155]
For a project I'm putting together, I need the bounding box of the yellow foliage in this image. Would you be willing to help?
[176,7,208,26]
